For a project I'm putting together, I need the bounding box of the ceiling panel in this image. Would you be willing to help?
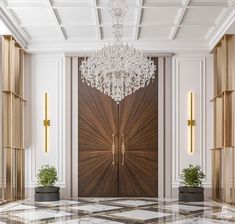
[11,8,55,25]
[143,0,183,7]
[139,26,172,39]
[175,26,210,39]
[141,7,180,25]
[24,26,62,40]
[65,26,97,40]
[189,0,228,5]
[183,6,226,24]
[98,0,139,7]
[57,7,96,25]
[1,0,234,51]
[53,0,93,4]
[102,25,135,39]
[6,0,42,3]
[99,7,138,26]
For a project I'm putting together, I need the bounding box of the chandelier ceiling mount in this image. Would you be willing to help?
[80,0,156,104]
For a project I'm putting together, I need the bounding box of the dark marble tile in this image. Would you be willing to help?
[0,198,232,223]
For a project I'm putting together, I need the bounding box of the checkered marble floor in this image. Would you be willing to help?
[0,198,233,223]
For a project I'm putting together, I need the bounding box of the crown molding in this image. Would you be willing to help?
[209,4,235,50]
[0,1,29,48]
[26,40,209,53]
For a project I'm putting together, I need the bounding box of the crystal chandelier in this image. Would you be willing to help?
[80,0,156,104]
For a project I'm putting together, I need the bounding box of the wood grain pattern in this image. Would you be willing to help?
[78,57,158,197]
[118,79,158,197]
[78,75,119,197]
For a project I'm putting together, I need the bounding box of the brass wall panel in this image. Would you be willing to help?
[213,35,235,203]
[216,45,222,95]
[1,35,25,202]
[215,98,223,148]
[221,37,228,92]
[212,150,221,199]
[227,36,235,91]
[223,93,232,147]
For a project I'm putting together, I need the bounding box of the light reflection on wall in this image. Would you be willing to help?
[0,20,11,35]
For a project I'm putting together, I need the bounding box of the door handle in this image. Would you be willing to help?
[111,134,115,165]
[121,133,125,166]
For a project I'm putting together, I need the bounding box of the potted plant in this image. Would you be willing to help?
[179,164,206,202]
[35,165,60,202]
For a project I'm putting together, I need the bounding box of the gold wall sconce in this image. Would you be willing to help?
[43,92,50,153]
[188,91,195,154]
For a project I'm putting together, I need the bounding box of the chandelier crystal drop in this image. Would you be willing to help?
[80,0,156,104]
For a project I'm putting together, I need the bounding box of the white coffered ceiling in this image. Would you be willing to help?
[0,0,235,52]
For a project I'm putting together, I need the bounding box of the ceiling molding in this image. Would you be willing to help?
[20,22,214,28]
[135,0,143,40]
[93,0,102,40]
[0,1,31,47]
[169,0,190,40]
[208,1,235,49]
[209,10,235,49]
[26,40,209,53]
[42,0,67,40]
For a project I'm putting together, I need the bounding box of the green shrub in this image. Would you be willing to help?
[37,165,58,187]
[180,164,205,187]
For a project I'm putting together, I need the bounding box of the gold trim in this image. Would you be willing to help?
[121,133,125,166]
[111,134,115,165]
[43,93,50,153]
[188,91,195,154]
[2,90,27,102]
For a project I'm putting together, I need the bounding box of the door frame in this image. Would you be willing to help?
[66,54,173,198]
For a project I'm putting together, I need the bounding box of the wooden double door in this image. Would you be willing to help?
[78,71,158,197]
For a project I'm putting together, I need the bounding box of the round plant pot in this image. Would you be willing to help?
[179,186,204,202]
[35,186,60,202]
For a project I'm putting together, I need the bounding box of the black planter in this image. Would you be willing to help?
[35,186,60,202]
[179,186,204,202]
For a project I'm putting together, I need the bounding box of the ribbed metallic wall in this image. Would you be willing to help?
[212,35,235,203]
[1,35,25,202]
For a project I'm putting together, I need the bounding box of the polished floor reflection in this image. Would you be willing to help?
[0,198,233,223]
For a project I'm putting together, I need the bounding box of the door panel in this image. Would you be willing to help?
[78,77,119,197]
[118,79,158,197]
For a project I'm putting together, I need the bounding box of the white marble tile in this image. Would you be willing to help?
[111,199,157,207]
[112,209,172,220]
[12,210,72,221]
[0,203,36,212]
[69,204,121,213]
[80,198,120,203]
[212,210,235,219]
[53,217,124,224]
[37,200,81,207]
[156,198,178,202]
[187,201,219,207]
[162,204,210,212]
[170,218,229,224]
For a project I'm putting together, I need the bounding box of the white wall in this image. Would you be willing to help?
[172,54,213,191]
[24,53,214,198]
[25,54,66,190]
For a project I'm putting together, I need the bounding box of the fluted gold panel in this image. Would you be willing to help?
[1,35,25,202]
[212,35,235,203]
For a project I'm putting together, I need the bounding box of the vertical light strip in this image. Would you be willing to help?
[43,93,50,153]
[188,91,195,154]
